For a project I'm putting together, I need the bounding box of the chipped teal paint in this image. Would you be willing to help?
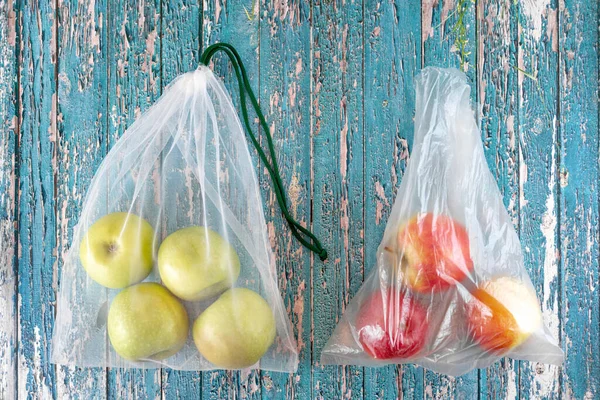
[311,0,365,399]
[364,0,422,398]
[201,0,261,398]
[518,0,561,398]
[560,0,599,397]
[161,0,203,398]
[258,1,313,399]
[0,0,18,397]
[4,0,599,399]
[478,0,520,398]
[422,0,478,396]
[106,0,163,398]
[17,0,57,398]
[55,0,109,396]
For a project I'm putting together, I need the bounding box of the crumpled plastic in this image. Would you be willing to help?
[321,67,564,376]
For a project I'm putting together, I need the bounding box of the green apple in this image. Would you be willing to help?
[157,226,240,301]
[108,282,189,361]
[80,212,155,288]
[192,288,276,369]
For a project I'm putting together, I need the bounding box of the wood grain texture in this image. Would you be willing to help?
[106,0,162,398]
[55,0,109,398]
[258,1,312,399]
[6,0,600,398]
[17,0,57,398]
[559,0,599,398]
[517,0,561,398]
[477,0,520,398]
[364,0,422,398]
[421,0,478,396]
[311,0,364,398]
[0,0,18,398]
[160,0,203,399]
[201,0,259,398]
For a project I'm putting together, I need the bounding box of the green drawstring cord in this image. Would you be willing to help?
[200,43,328,262]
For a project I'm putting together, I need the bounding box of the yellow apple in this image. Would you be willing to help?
[157,227,240,301]
[107,282,189,361]
[193,288,276,369]
[80,212,155,288]
[466,276,543,354]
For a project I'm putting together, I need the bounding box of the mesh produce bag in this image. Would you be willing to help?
[321,67,563,375]
[52,43,327,372]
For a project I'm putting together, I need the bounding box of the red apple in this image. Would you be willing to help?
[396,213,473,293]
[356,289,429,359]
[466,276,542,354]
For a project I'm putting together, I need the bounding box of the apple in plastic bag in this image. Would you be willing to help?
[108,282,189,361]
[193,288,276,369]
[466,276,542,354]
[396,213,473,293]
[356,289,429,359]
[80,212,155,288]
[158,227,240,301]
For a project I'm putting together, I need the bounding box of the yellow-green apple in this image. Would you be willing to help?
[107,282,189,361]
[80,212,155,288]
[356,288,429,359]
[193,288,276,369]
[158,227,240,301]
[396,213,473,292]
[466,276,542,354]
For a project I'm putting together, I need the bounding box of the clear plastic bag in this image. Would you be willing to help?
[321,67,564,376]
[51,44,327,372]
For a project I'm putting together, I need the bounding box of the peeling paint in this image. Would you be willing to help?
[440,0,455,40]
[421,0,436,42]
[522,0,551,41]
[293,280,306,351]
[546,8,558,52]
[6,0,597,398]
[340,99,348,179]
[6,0,15,46]
[288,173,301,217]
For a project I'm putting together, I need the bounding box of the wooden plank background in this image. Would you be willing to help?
[0,0,598,398]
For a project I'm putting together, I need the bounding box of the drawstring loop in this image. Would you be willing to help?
[200,43,328,262]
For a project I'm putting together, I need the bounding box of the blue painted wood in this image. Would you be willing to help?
[7,0,600,398]
[517,0,562,398]
[0,0,18,397]
[364,0,423,398]
[311,0,365,399]
[201,2,260,399]
[55,0,110,397]
[559,0,599,398]
[258,2,312,399]
[17,0,57,397]
[106,0,162,398]
[160,1,203,399]
[422,0,478,396]
[477,0,520,398]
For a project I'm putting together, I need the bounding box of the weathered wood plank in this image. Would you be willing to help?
[421,0,478,396]
[16,0,57,398]
[201,1,259,398]
[54,0,109,397]
[559,0,599,397]
[311,0,364,398]
[258,1,312,399]
[0,0,18,398]
[160,0,203,399]
[106,0,162,398]
[517,0,561,398]
[363,0,423,398]
[476,0,520,398]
